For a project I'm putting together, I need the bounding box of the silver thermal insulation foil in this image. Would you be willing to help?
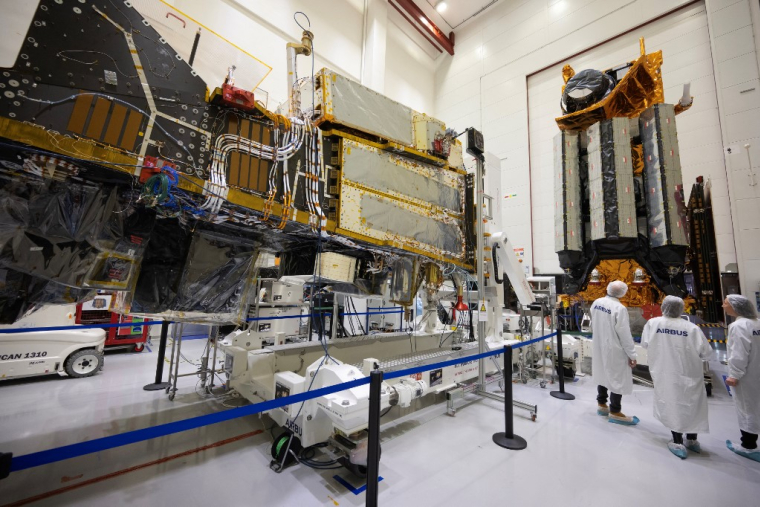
[554,131,583,253]
[316,69,414,147]
[338,139,467,260]
[640,103,688,248]
[587,118,637,241]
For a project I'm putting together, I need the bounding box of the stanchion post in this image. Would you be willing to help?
[492,345,527,450]
[550,327,575,400]
[144,321,172,391]
[366,369,383,507]
[0,452,11,480]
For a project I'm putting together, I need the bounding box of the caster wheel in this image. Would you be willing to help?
[706,385,712,397]
[531,413,537,422]
[168,391,175,401]
[133,343,145,353]
[540,381,547,389]
[165,386,170,394]
[271,433,302,467]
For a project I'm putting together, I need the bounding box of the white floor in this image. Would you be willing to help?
[1,340,759,507]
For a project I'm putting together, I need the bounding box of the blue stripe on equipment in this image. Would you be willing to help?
[7,331,557,473]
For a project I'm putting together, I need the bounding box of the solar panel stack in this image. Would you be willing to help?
[587,117,637,241]
[554,130,583,254]
[640,103,688,248]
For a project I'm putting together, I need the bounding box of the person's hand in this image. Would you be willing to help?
[726,377,739,387]
[628,359,637,368]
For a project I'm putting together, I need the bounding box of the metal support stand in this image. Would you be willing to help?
[143,321,172,391]
[474,154,486,390]
[331,296,339,341]
[472,153,537,420]
[492,345,528,450]
[366,370,383,507]
[166,323,184,401]
[200,326,219,392]
[550,327,575,400]
[209,326,219,391]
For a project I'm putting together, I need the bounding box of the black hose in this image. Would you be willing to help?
[492,242,504,284]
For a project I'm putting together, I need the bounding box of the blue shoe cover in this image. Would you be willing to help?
[668,442,687,459]
[685,440,701,453]
[608,414,639,426]
[727,440,760,462]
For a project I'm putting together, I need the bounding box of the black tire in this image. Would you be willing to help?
[64,349,104,378]
[706,384,712,397]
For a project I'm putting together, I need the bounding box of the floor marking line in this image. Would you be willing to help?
[333,475,384,495]
[182,335,210,341]
[1,429,264,507]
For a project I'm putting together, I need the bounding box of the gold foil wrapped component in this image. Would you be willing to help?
[556,51,664,131]
[562,64,576,84]
[674,99,694,115]
[570,259,664,308]
[631,142,644,176]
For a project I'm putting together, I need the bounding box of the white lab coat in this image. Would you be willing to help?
[641,317,711,433]
[727,317,760,434]
[591,296,637,395]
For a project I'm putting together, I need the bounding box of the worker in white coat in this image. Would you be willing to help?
[591,280,638,425]
[641,296,711,459]
[723,294,760,463]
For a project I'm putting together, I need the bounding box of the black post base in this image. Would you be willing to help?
[550,390,576,400]
[1,452,12,480]
[143,382,172,391]
[492,432,527,450]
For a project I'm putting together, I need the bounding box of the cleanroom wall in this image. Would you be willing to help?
[435,0,760,300]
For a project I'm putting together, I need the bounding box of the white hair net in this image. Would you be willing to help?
[606,280,628,298]
[727,294,759,320]
[661,295,684,318]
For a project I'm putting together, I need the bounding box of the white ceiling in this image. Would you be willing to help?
[423,0,499,30]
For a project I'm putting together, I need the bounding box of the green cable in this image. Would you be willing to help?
[275,435,289,458]
[141,173,170,204]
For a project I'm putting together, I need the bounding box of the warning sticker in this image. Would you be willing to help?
[478,300,488,321]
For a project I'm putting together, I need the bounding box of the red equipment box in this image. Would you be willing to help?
[76,293,149,352]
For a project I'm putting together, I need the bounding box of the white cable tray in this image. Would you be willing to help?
[351,342,480,371]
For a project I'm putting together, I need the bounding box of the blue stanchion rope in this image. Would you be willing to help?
[0,309,405,334]
[6,331,557,473]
